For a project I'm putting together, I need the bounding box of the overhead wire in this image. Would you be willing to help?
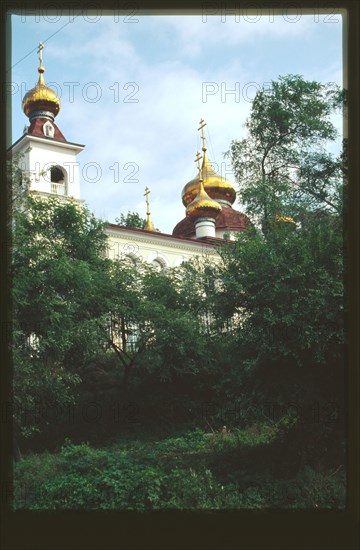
[8,11,84,73]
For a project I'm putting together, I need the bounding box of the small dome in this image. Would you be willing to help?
[182,151,236,207]
[186,179,222,220]
[22,51,60,119]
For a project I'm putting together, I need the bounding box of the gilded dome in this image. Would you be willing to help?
[182,151,236,207]
[186,179,222,220]
[22,64,60,118]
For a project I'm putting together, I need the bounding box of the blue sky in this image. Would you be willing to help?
[11,13,343,234]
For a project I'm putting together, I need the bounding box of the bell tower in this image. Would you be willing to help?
[9,43,84,202]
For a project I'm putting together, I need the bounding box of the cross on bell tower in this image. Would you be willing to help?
[37,42,44,66]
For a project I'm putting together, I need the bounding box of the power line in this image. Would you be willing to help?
[7,11,83,73]
[206,125,217,166]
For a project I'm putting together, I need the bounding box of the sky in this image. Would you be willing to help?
[10,11,343,234]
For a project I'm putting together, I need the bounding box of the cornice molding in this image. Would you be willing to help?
[105,230,218,255]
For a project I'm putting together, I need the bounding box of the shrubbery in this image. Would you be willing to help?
[14,430,345,510]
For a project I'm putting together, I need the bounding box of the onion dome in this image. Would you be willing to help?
[22,42,61,120]
[186,184,222,220]
[186,151,222,220]
[182,150,237,208]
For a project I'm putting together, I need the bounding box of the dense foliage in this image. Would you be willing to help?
[14,431,345,510]
[226,74,344,230]
[12,196,111,441]
[115,211,147,229]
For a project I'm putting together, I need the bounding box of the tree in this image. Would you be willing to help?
[12,195,112,443]
[115,211,147,229]
[98,257,153,391]
[226,75,344,232]
[205,75,346,468]
[140,266,215,385]
[97,258,213,395]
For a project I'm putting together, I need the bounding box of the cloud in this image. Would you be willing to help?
[11,14,343,233]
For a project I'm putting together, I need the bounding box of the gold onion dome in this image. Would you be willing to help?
[22,43,61,118]
[186,152,222,220]
[182,150,236,207]
[186,184,222,220]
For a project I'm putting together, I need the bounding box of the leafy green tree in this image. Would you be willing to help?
[115,211,147,229]
[98,257,153,391]
[226,75,344,231]
[140,267,214,382]
[206,75,346,466]
[12,195,112,444]
[218,218,343,368]
[98,259,213,397]
[219,217,344,464]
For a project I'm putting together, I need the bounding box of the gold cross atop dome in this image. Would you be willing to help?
[144,186,156,231]
[198,118,207,152]
[37,42,45,77]
[38,42,44,65]
[144,186,151,211]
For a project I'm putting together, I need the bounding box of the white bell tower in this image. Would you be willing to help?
[9,42,84,202]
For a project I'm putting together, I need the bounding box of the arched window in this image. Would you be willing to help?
[50,165,67,195]
[148,253,169,273]
[151,258,165,272]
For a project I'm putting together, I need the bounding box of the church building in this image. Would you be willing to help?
[9,44,251,267]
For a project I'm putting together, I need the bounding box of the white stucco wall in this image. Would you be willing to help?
[105,225,220,268]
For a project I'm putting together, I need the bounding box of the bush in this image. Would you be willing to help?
[13,434,346,510]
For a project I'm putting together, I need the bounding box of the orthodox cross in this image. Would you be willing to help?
[37,42,44,66]
[144,186,155,231]
[198,118,207,152]
[144,186,151,214]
